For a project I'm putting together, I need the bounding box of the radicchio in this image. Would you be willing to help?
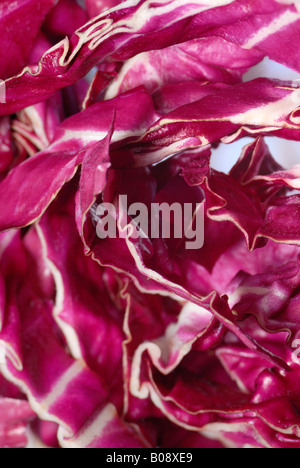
[0,0,300,449]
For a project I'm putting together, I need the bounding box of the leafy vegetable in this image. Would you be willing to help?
[0,0,300,448]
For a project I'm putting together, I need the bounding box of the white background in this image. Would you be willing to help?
[211,58,300,172]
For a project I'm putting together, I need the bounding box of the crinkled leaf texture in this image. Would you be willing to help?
[1,0,300,450]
